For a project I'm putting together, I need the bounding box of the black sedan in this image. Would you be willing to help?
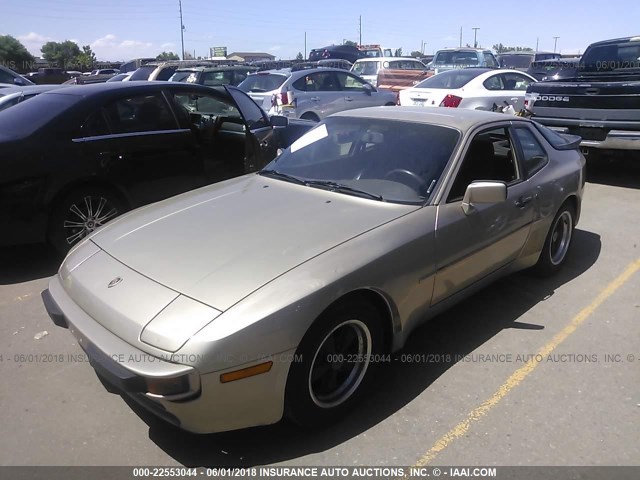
[0,82,310,252]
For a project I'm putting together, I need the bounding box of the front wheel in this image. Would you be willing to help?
[48,186,127,254]
[532,204,575,276]
[285,300,383,427]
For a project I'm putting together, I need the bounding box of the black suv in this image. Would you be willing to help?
[308,45,364,63]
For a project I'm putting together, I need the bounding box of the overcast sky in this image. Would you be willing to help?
[3,0,639,61]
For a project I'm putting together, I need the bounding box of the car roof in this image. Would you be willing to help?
[354,57,423,63]
[175,65,255,72]
[332,106,525,131]
[500,51,556,55]
[38,81,222,98]
[0,84,66,96]
[437,48,491,53]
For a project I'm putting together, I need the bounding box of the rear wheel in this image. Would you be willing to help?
[48,186,127,254]
[285,299,383,427]
[532,203,574,276]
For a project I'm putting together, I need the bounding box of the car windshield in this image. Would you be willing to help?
[129,65,156,81]
[415,69,484,89]
[434,51,479,66]
[168,71,192,82]
[238,73,288,93]
[580,42,640,73]
[499,55,533,68]
[261,116,460,204]
[352,61,380,76]
[0,91,82,136]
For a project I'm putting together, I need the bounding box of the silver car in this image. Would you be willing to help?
[43,108,585,433]
[238,67,397,121]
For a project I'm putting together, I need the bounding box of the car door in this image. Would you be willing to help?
[226,86,279,171]
[335,71,380,110]
[100,91,203,207]
[292,71,345,119]
[432,125,537,304]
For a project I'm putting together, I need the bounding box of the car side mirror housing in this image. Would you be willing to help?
[14,78,25,86]
[461,181,507,215]
[363,83,374,95]
[270,115,288,127]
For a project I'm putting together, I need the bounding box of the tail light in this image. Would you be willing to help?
[281,91,289,105]
[440,95,462,108]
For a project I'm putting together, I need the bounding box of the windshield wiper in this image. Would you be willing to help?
[306,180,384,201]
[259,169,308,185]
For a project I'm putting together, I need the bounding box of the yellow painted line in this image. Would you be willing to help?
[413,258,640,467]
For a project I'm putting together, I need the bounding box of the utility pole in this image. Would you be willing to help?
[553,36,559,53]
[459,26,463,47]
[179,0,185,60]
[304,32,307,59]
[472,27,480,48]
[536,37,539,51]
[421,40,426,54]
[359,15,362,45]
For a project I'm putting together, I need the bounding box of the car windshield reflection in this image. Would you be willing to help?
[261,117,460,204]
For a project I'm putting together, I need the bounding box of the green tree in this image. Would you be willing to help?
[295,52,304,61]
[156,51,180,61]
[493,43,533,53]
[410,50,423,58]
[74,45,96,70]
[394,48,403,57]
[41,40,81,68]
[0,35,35,73]
[343,40,357,46]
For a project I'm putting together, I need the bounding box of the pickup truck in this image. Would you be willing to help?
[525,35,640,155]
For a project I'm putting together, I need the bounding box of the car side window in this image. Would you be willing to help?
[336,72,367,91]
[483,74,504,91]
[484,53,498,68]
[447,127,519,202]
[226,88,270,130]
[513,127,548,178]
[104,94,177,134]
[313,72,341,91]
[173,91,241,119]
[501,73,533,91]
[81,110,111,137]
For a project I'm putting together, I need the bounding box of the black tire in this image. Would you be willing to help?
[300,112,320,122]
[532,203,575,276]
[285,299,383,427]
[48,186,127,254]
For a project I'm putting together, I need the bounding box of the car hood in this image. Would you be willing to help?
[91,174,416,311]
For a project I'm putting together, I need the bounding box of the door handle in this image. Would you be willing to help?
[345,96,354,102]
[510,97,519,102]
[310,96,320,101]
[515,195,533,208]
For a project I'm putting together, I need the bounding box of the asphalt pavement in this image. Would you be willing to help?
[0,157,638,469]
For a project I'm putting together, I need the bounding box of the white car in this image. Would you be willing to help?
[398,68,536,111]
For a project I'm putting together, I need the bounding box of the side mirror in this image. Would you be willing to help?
[461,181,507,215]
[363,83,374,95]
[14,78,26,86]
[270,115,288,127]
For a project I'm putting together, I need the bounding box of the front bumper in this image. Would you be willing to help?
[43,275,294,433]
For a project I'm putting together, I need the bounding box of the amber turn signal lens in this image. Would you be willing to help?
[220,361,273,383]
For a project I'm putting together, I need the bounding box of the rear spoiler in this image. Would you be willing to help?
[553,133,582,150]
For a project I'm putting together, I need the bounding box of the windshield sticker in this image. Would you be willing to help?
[290,124,328,153]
